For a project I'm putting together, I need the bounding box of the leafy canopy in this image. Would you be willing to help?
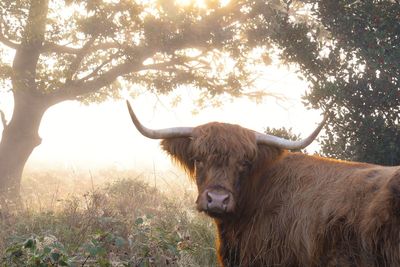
[248,0,400,165]
[0,0,283,106]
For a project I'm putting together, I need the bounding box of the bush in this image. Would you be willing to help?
[0,175,217,266]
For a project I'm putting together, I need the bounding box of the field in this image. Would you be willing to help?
[0,169,217,266]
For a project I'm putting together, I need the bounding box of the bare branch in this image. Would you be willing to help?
[138,51,211,73]
[76,56,115,82]
[0,109,7,128]
[65,38,97,81]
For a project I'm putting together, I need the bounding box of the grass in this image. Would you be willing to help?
[0,170,217,266]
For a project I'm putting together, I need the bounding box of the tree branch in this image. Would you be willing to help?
[140,60,185,72]
[0,109,7,128]
[0,32,19,49]
[0,19,19,49]
[75,55,115,82]
[41,42,81,54]
[48,58,145,103]
[41,41,122,54]
[47,43,159,101]
[65,38,97,81]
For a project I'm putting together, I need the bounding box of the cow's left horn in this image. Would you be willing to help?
[126,100,193,139]
[255,114,328,150]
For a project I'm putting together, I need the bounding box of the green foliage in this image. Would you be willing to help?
[4,235,73,266]
[0,175,217,266]
[265,126,301,142]
[313,0,400,165]
[249,0,400,165]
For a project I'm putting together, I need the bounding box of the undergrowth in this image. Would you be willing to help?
[0,173,217,266]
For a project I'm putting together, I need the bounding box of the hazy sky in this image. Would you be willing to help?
[0,64,323,174]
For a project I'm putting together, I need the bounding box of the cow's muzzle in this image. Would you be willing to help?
[197,189,235,215]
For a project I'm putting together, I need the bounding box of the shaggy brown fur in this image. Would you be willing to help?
[160,122,400,267]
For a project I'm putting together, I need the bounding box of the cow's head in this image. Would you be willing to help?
[126,101,325,218]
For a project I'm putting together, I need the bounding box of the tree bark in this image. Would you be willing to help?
[0,91,48,204]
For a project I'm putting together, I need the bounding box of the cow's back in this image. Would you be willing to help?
[218,153,400,266]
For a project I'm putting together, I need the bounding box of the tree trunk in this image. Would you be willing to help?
[0,91,48,204]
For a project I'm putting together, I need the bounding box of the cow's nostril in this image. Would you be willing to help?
[207,192,213,203]
[222,195,230,205]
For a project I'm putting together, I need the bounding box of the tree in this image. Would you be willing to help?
[314,0,400,165]
[0,0,285,201]
[248,0,400,165]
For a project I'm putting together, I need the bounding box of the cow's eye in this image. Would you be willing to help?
[240,160,252,173]
[194,159,204,169]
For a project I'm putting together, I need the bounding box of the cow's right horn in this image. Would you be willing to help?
[126,100,193,139]
[255,114,328,150]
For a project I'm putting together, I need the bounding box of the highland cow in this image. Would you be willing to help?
[127,100,400,267]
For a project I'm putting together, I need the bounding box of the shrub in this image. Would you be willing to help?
[0,175,217,266]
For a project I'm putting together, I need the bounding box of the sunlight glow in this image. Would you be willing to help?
[220,0,231,7]
[174,0,204,8]
[21,64,322,174]
[174,0,230,8]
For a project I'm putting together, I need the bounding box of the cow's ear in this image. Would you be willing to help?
[161,138,194,175]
